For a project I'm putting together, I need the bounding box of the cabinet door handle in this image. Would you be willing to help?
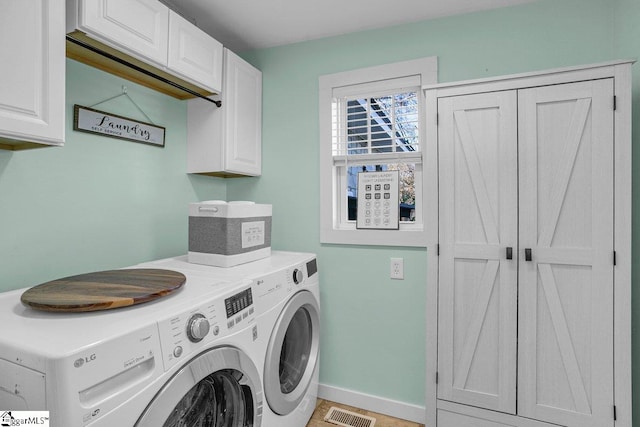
[506,247,513,260]
[525,248,532,261]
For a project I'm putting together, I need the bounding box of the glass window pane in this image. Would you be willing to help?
[339,90,419,156]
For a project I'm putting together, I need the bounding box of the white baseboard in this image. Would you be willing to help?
[318,383,426,424]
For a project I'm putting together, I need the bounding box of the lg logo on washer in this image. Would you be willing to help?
[74,353,96,368]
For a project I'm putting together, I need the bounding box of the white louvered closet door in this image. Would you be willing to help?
[437,91,518,414]
[517,79,614,427]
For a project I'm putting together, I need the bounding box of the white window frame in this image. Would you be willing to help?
[319,57,437,246]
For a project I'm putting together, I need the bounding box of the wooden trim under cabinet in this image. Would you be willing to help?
[0,138,61,151]
[194,171,253,178]
[66,31,216,100]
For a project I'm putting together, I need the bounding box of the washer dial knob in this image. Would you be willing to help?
[173,346,183,358]
[292,268,303,285]
[187,314,210,342]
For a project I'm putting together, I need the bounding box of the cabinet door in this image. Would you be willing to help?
[438,91,518,413]
[167,11,223,93]
[0,0,65,146]
[223,49,262,176]
[80,0,168,66]
[518,79,614,427]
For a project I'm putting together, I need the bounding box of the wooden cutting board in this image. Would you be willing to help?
[21,269,186,312]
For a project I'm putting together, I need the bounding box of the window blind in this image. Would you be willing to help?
[331,76,421,162]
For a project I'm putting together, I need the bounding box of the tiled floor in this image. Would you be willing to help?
[307,399,425,427]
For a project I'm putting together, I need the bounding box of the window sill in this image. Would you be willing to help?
[320,225,427,247]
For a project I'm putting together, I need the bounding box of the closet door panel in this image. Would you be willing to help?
[438,91,518,414]
[517,79,614,427]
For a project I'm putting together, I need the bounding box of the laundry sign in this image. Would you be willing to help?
[73,105,165,147]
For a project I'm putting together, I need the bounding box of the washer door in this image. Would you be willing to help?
[136,346,262,427]
[264,290,320,415]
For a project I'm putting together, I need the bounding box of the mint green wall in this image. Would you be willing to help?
[1,0,637,418]
[231,0,633,409]
[0,59,226,291]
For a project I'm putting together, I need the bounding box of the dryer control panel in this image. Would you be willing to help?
[253,256,319,317]
[157,284,256,371]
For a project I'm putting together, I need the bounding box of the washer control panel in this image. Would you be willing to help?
[186,313,210,342]
[224,287,254,329]
[157,284,256,371]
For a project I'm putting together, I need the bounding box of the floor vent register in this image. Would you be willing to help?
[324,407,377,427]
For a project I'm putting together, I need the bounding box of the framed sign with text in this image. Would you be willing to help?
[356,170,400,230]
[73,105,165,147]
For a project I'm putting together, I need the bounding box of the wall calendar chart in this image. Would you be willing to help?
[356,170,400,230]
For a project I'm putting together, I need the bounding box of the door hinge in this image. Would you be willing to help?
[437,244,440,256]
[613,251,617,266]
[436,113,439,125]
[613,405,617,421]
[435,371,439,384]
[614,96,617,111]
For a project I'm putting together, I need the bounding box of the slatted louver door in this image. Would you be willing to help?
[517,79,614,427]
[437,91,518,414]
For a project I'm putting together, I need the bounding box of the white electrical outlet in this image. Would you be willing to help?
[390,257,404,280]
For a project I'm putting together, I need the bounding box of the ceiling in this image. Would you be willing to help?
[164,0,538,52]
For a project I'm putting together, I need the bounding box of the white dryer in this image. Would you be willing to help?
[146,251,321,427]
[254,253,320,427]
[0,267,263,427]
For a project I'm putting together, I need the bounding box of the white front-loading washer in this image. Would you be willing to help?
[144,251,321,427]
[0,267,264,427]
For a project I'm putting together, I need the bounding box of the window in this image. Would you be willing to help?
[319,57,437,246]
[336,82,421,223]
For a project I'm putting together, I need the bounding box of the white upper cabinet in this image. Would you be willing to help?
[187,49,262,177]
[222,49,262,176]
[167,11,223,93]
[76,0,169,67]
[67,0,223,96]
[0,0,65,150]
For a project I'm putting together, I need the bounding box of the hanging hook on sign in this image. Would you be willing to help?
[90,86,155,124]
